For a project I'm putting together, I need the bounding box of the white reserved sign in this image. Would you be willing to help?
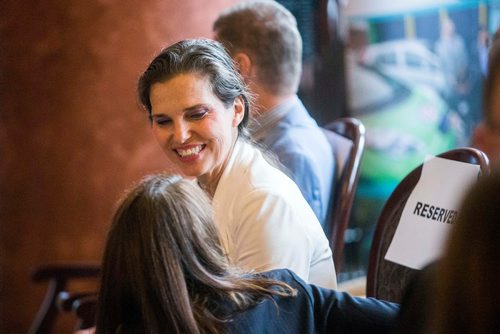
[384,156,480,269]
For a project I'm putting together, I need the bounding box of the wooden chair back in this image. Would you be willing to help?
[29,263,100,333]
[366,148,490,302]
[322,117,366,272]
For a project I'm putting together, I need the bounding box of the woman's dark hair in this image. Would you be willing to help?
[431,171,500,334]
[138,38,251,135]
[95,174,295,334]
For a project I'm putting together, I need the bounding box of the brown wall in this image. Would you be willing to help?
[0,0,240,332]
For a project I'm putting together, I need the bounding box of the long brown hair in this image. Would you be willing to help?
[431,171,500,334]
[95,174,296,334]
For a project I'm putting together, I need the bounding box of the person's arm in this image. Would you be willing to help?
[313,287,399,334]
[280,152,325,223]
[288,270,399,334]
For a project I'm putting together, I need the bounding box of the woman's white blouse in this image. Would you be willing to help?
[212,140,337,289]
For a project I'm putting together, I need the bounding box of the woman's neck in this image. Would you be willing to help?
[198,136,239,198]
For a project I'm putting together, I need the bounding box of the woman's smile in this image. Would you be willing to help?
[175,144,206,160]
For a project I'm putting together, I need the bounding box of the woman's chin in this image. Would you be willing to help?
[176,168,203,179]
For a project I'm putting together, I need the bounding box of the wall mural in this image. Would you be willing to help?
[343,0,499,277]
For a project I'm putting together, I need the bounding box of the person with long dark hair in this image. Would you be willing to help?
[95,174,398,333]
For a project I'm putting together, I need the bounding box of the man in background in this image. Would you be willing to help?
[213,0,335,228]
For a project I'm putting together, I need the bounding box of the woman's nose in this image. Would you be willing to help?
[173,121,189,143]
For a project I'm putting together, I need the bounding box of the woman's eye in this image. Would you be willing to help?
[154,117,171,126]
[189,110,207,120]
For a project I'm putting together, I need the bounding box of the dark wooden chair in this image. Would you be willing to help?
[29,263,100,333]
[366,147,490,303]
[322,117,366,273]
[73,294,98,331]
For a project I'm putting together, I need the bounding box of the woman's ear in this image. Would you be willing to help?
[232,96,245,127]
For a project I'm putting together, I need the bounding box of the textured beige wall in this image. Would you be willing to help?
[0,0,240,332]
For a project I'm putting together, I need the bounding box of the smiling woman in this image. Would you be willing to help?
[149,73,244,191]
[137,38,337,289]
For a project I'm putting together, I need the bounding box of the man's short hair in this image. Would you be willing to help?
[214,0,302,95]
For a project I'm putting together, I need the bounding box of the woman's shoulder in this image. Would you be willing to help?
[259,269,310,292]
[216,141,319,226]
[220,140,300,195]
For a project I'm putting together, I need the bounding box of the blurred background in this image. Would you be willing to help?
[1,0,499,332]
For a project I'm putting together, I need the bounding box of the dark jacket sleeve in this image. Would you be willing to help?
[288,270,400,334]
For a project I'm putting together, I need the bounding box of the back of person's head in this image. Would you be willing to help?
[96,174,225,333]
[213,0,302,96]
[432,171,500,334]
[137,38,250,133]
[96,174,295,334]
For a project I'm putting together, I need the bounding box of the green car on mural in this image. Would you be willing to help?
[347,59,464,195]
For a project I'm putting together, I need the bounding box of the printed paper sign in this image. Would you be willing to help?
[384,156,480,269]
